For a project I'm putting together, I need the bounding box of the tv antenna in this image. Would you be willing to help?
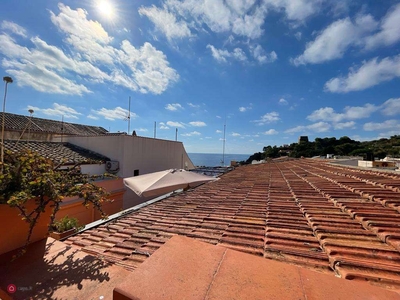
[221,119,226,166]
[124,96,131,134]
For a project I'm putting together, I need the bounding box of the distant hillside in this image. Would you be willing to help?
[246,135,400,163]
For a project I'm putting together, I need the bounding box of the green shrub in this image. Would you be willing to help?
[52,216,83,233]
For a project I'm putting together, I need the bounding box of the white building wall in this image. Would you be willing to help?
[358,161,373,168]
[55,135,195,209]
[59,135,194,177]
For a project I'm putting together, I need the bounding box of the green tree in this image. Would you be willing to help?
[0,149,111,255]
[264,145,280,158]
[246,152,265,164]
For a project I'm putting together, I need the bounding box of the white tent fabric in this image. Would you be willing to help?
[123,169,219,197]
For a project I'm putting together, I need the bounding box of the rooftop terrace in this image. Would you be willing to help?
[65,159,400,290]
[2,159,400,298]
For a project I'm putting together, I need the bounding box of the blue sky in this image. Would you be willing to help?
[1,0,400,154]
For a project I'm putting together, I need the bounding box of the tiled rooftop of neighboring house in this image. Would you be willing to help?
[3,112,108,135]
[65,159,400,291]
[4,140,109,165]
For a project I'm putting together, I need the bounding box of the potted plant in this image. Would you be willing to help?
[0,149,111,256]
[50,215,84,240]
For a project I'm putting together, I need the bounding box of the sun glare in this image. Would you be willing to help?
[97,0,115,19]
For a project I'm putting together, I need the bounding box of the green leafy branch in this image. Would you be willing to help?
[0,149,112,257]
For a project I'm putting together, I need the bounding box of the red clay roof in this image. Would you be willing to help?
[4,140,109,165]
[3,112,108,135]
[114,235,400,300]
[0,237,131,300]
[65,159,400,291]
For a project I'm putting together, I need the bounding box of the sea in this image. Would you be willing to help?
[188,153,251,167]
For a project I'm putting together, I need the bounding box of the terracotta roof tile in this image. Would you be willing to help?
[66,160,400,291]
[3,112,107,135]
[4,140,109,164]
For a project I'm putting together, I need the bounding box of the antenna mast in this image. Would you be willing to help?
[61,115,64,143]
[128,96,131,134]
[222,121,226,166]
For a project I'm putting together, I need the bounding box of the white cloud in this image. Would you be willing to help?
[1,21,27,37]
[293,15,377,65]
[351,134,383,142]
[207,45,230,63]
[216,130,222,133]
[325,55,400,93]
[137,128,149,132]
[263,129,278,135]
[333,121,356,130]
[308,122,332,132]
[189,121,206,127]
[307,104,378,122]
[232,48,247,61]
[159,122,170,129]
[344,104,379,119]
[285,122,331,134]
[294,31,302,40]
[0,34,29,58]
[120,41,179,94]
[239,104,252,112]
[4,61,92,96]
[188,102,200,108]
[279,98,288,105]
[365,3,400,50]
[27,103,82,119]
[141,0,267,40]
[264,0,323,22]
[207,44,247,63]
[0,5,179,96]
[138,5,192,41]
[29,37,109,81]
[381,98,400,116]
[231,132,241,137]
[165,103,183,111]
[251,45,277,64]
[92,107,137,121]
[231,4,267,39]
[261,112,280,123]
[50,4,114,64]
[50,4,178,94]
[363,120,400,131]
[87,114,99,120]
[0,33,96,95]
[254,112,280,125]
[181,131,201,136]
[294,4,400,66]
[167,121,185,128]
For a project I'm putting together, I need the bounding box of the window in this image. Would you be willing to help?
[134,169,139,176]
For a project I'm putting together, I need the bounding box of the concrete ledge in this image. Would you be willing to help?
[113,235,400,300]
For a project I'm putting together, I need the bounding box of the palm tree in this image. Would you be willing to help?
[1,76,13,166]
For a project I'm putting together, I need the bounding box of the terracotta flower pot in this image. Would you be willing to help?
[0,199,52,255]
[49,228,76,240]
